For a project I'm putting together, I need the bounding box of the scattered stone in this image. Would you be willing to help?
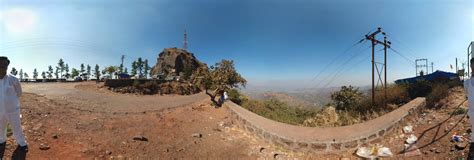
[133,135,148,141]
[455,142,468,150]
[259,147,266,153]
[52,134,59,139]
[274,153,285,159]
[39,143,50,150]
[192,133,202,138]
[33,123,42,131]
[105,150,112,155]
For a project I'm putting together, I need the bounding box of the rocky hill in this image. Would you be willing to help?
[150,48,208,80]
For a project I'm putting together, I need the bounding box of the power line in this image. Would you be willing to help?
[305,39,366,87]
[389,48,416,65]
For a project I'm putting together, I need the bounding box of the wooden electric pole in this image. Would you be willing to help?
[364,27,391,106]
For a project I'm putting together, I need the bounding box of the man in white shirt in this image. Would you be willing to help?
[0,56,28,155]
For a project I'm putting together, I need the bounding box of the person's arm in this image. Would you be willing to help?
[13,77,22,97]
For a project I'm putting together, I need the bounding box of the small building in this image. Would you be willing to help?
[395,70,459,84]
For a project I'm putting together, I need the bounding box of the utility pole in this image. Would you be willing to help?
[364,27,390,106]
[456,58,458,74]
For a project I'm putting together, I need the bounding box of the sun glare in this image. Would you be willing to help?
[2,8,37,33]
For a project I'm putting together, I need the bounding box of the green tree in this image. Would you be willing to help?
[209,59,247,94]
[58,58,65,78]
[55,67,60,79]
[33,68,38,80]
[47,65,53,79]
[10,67,18,76]
[64,64,70,79]
[80,63,85,79]
[131,61,138,77]
[71,68,79,78]
[86,64,91,80]
[24,73,29,79]
[19,69,23,81]
[103,66,118,78]
[330,86,364,111]
[119,64,124,74]
[94,64,101,79]
[137,57,143,78]
[41,71,46,79]
[143,59,149,79]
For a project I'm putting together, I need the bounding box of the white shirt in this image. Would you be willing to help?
[0,74,21,114]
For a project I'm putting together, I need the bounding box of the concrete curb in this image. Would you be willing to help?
[224,97,426,153]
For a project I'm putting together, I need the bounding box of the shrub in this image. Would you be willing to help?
[426,83,449,108]
[408,80,432,99]
[330,86,364,111]
[241,98,318,125]
[451,107,467,115]
[226,89,247,105]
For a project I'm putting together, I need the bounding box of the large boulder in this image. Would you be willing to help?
[150,48,207,80]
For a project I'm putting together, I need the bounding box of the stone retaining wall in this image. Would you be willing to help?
[224,97,426,153]
[104,79,168,88]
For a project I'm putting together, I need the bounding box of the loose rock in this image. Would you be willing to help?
[133,135,148,141]
[192,133,202,138]
[39,143,50,150]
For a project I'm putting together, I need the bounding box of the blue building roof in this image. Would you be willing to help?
[394,70,458,84]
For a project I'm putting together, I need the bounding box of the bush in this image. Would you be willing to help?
[451,107,467,115]
[330,86,364,111]
[226,89,247,105]
[426,83,449,108]
[241,99,318,125]
[408,80,432,99]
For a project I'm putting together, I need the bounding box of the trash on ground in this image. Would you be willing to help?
[356,144,393,159]
[452,134,463,142]
[403,125,413,133]
[405,134,418,144]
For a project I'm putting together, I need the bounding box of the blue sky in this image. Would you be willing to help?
[0,0,473,90]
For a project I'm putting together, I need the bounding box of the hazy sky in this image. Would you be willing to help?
[0,0,473,90]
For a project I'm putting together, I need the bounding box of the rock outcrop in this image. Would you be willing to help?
[150,48,207,80]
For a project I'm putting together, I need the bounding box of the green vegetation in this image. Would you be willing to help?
[451,107,467,115]
[228,78,461,127]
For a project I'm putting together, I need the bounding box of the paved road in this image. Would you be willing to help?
[22,82,208,113]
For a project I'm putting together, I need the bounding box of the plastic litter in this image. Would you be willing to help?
[403,125,413,133]
[452,134,464,142]
[405,134,418,144]
[356,144,393,159]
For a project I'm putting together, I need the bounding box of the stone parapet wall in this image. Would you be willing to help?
[224,97,426,153]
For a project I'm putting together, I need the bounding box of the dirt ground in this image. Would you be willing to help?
[2,82,472,159]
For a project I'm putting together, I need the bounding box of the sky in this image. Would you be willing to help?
[0,0,473,91]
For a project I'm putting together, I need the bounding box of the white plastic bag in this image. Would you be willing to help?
[406,134,418,144]
[403,125,413,133]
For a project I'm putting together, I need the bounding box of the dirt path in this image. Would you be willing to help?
[5,82,296,159]
[22,82,208,113]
